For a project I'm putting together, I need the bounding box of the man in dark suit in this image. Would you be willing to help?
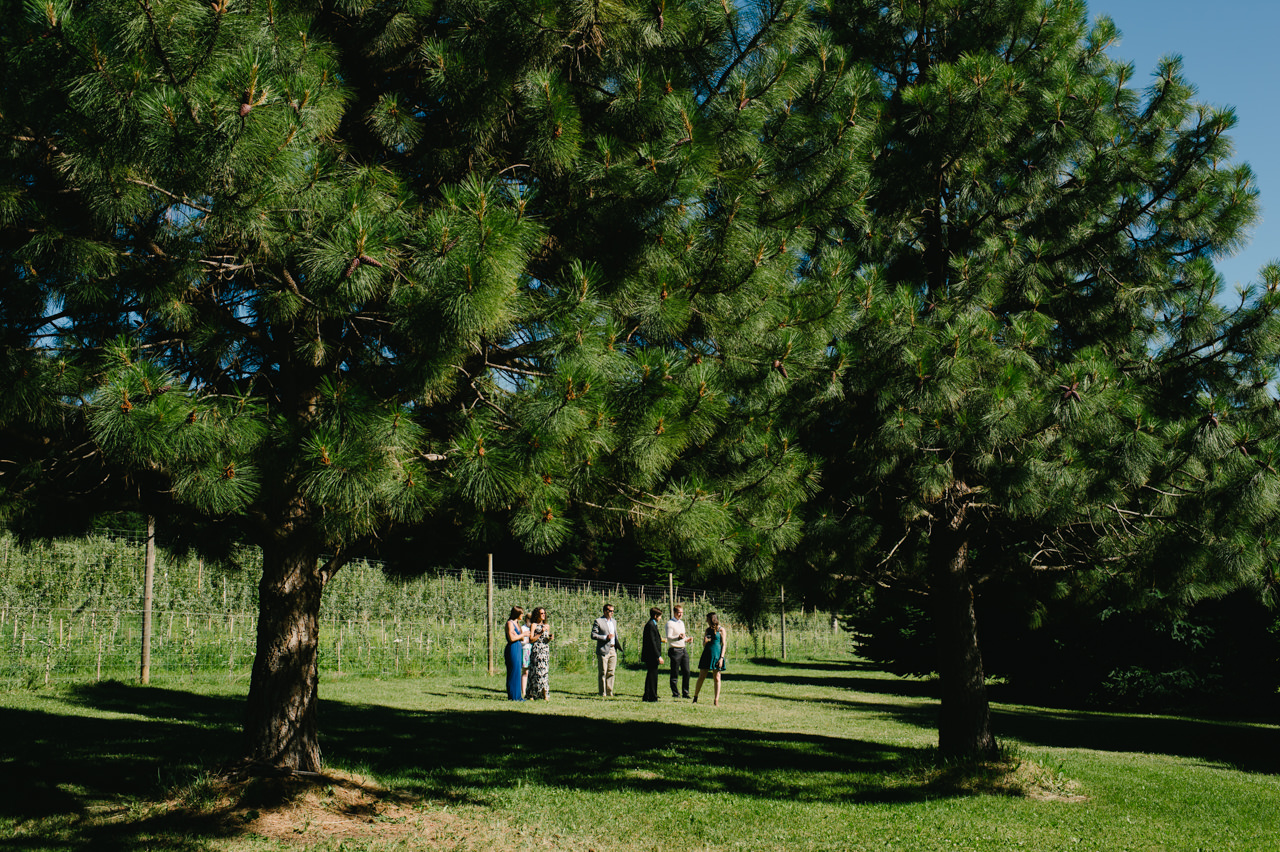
[641,607,664,702]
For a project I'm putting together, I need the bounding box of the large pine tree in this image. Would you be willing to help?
[796,0,1280,756]
[0,0,868,770]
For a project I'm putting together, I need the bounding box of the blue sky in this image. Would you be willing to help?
[1089,0,1280,292]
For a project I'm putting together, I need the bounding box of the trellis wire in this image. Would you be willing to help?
[0,532,848,685]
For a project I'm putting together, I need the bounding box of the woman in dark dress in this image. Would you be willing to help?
[692,611,727,706]
[504,606,528,701]
[525,607,553,700]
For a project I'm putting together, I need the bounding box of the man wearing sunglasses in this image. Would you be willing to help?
[591,603,621,697]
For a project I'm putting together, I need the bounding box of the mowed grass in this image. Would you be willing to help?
[1,657,1277,851]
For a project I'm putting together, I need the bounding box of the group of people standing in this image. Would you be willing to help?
[596,602,729,705]
[503,602,728,704]
[503,605,553,701]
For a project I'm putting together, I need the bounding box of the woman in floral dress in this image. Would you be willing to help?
[525,607,553,700]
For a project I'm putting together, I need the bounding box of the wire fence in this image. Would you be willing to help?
[0,532,849,686]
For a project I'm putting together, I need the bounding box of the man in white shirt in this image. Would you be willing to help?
[590,603,620,696]
[666,604,691,698]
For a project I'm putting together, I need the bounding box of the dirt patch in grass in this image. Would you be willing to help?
[169,768,482,847]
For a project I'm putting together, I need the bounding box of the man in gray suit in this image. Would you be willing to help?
[590,603,620,696]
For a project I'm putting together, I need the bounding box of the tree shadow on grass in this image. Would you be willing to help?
[743,689,941,729]
[729,669,936,699]
[0,682,246,851]
[737,657,937,696]
[0,682,242,811]
[988,705,1280,775]
[319,701,926,807]
[751,660,1280,775]
[6,667,1277,849]
[0,677,944,851]
[749,658,881,673]
[839,685,1280,774]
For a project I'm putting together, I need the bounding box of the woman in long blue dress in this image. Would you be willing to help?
[504,606,528,700]
[692,611,727,706]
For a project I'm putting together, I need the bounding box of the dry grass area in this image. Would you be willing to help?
[901,752,1089,803]
[168,769,490,849]
[1009,759,1089,802]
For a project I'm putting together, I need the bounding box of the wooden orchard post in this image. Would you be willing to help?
[140,516,156,684]
[779,586,787,661]
[486,554,494,676]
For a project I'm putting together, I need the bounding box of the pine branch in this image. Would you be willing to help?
[875,529,912,567]
[710,0,789,96]
[136,0,201,124]
[125,178,213,214]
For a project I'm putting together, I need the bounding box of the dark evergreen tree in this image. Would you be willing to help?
[797,0,1280,756]
[0,0,869,770]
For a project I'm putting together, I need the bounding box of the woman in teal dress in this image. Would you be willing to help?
[504,606,528,701]
[693,611,727,706]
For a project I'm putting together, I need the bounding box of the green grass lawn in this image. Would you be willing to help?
[1,657,1277,851]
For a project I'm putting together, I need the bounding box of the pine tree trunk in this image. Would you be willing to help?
[243,535,326,772]
[929,504,997,759]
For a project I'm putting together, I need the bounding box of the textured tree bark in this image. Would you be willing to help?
[930,504,997,759]
[243,536,326,772]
